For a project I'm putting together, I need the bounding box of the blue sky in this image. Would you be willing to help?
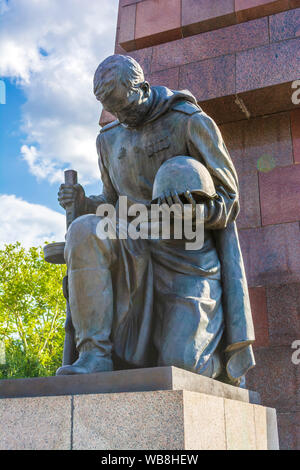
[0,0,118,247]
[0,80,59,210]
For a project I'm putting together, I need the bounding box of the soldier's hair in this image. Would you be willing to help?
[93,55,145,102]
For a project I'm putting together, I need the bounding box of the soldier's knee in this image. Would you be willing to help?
[64,214,113,265]
[65,215,96,250]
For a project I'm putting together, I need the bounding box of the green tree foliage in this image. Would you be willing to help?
[0,243,66,378]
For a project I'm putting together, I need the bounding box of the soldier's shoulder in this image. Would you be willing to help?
[97,120,121,150]
[187,109,219,130]
[171,101,201,116]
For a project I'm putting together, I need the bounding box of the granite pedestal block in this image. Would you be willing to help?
[0,367,279,450]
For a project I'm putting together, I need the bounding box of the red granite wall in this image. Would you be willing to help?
[104,0,300,450]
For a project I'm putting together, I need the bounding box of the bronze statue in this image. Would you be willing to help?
[55,54,255,386]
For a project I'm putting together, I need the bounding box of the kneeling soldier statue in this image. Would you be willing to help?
[54,54,255,386]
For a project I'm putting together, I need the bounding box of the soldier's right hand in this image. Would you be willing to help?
[58,183,86,209]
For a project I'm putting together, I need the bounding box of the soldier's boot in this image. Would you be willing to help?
[56,348,113,375]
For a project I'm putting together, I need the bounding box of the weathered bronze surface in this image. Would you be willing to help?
[56,54,255,386]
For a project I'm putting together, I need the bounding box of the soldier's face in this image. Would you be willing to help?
[100,82,150,128]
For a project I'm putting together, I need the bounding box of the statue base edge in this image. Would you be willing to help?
[0,365,260,404]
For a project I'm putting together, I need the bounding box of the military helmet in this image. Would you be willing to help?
[152,155,217,202]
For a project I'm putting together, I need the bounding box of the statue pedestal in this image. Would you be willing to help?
[0,367,279,450]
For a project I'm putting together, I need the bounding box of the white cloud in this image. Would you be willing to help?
[0,194,65,248]
[0,0,118,185]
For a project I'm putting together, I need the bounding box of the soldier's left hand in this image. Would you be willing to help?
[158,190,197,219]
